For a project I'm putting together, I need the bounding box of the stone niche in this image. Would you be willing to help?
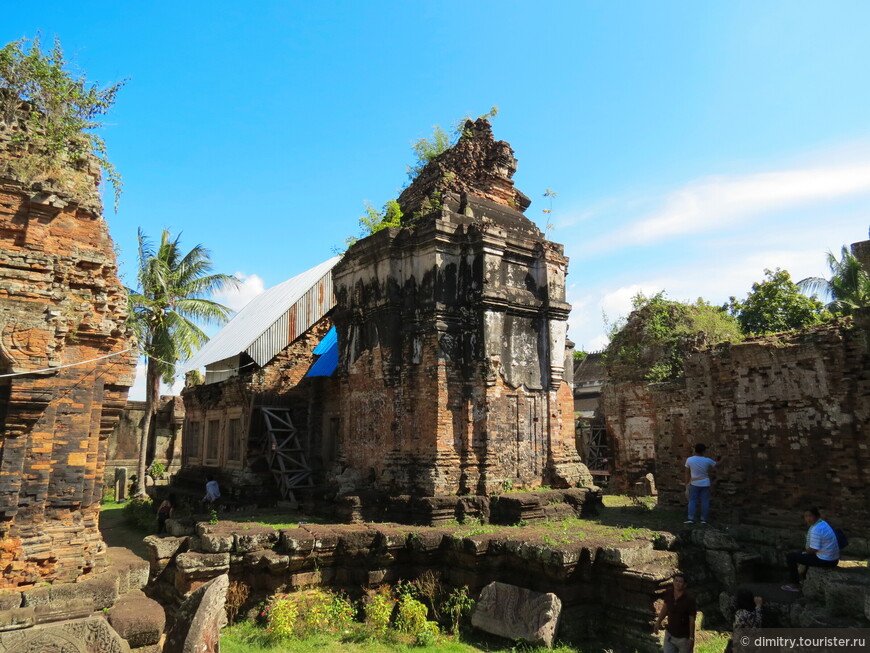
[0,103,136,587]
[332,119,591,496]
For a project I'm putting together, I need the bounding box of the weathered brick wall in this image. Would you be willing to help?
[0,107,136,587]
[333,122,589,496]
[601,382,657,493]
[604,321,870,535]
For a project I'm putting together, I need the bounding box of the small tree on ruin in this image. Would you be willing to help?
[0,35,125,209]
[127,229,238,496]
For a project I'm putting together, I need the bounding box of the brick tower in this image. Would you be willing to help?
[0,102,136,586]
[332,119,591,496]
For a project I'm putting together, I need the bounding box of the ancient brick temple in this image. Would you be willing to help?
[332,119,590,496]
[0,105,136,587]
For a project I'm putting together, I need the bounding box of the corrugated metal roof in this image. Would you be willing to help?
[184,256,341,372]
[305,326,338,377]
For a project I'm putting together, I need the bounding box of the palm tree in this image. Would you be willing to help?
[798,245,870,316]
[127,229,238,496]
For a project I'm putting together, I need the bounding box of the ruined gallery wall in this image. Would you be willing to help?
[0,109,136,586]
[107,396,184,480]
[604,320,870,535]
[180,316,337,498]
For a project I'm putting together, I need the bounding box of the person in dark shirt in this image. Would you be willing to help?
[654,573,697,653]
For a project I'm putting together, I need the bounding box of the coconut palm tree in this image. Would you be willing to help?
[127,229,238,496]
[798,245,870,316]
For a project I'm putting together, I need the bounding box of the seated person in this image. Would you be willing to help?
[781,506,839,592]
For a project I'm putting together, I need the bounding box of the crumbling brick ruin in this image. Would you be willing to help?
[332,119,591,496]
[0,104,136,587]
[602,238,870,537]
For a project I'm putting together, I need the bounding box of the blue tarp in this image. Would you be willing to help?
[305,326,338,377]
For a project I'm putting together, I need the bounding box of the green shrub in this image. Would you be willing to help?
[364,585,396,636]
[443,586,475,634]
[121,497,154,531]
[605,291,742,383]
[263,589,355,640]
[395,594,439,645]
[146,461,166,480]
[0,36,125,209]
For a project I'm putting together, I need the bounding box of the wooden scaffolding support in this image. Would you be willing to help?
[259,406,313,506]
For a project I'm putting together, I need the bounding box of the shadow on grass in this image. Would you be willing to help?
[98,502,150,559]
[589,495,685,533]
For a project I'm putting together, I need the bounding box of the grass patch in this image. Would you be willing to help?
[221,621,602,652]
[227,513,333,530]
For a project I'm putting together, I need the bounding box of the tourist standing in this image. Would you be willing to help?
[685,443,721,525]
[781,506,839,592]
[654,573,697,653]
[202,475,221,508]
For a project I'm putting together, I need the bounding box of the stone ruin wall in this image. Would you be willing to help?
[603,243,870,536]
[0,105,136,587]
[146,487,684,653]
[107,396,184,484]
[332,120,588,497]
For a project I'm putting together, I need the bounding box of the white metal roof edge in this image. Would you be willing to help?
[183,256,341,371]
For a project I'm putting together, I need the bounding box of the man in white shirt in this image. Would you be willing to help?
[781,506,839,592]
[684,443,722,525]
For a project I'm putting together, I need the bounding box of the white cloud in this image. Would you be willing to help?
[593,161,870,250]
[598,283,665,319]
[213,272,265,313]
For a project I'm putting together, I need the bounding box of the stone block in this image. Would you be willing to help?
[143,535,187,561]
[243,549,289,574]
[164,574,228,653]
[175,552,231,593]
[0,606,35,631]
[705,550,736,588]
[34,598,94,624]
[797,602,861,628]
[824,581,867,619]
[200,532,234,553]
[20,584,51,607]
[167,517,196,537]
[234,526,278,553]
[595,543,658,568]
[0,590,21,611]
[652,532,678,550]
[109,589,166,648]
[471,581,562,648]
[802,566,862,602]
[55,571,119,611]
[108,547,150,593]
[702,530,739,551]
[0,615,130,652]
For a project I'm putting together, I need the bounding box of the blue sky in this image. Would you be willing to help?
[5,2,869,398]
